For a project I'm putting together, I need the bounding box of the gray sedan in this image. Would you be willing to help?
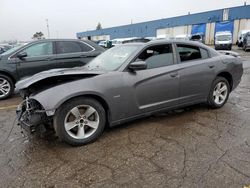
[16,40,243,146]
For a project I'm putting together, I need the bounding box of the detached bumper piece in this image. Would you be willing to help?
[16,98,48,136]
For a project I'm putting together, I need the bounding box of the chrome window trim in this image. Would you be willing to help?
[79,41,95,52]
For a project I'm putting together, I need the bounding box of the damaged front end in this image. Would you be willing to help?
[16,97,52,136]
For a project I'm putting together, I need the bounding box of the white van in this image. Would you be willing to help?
[236,30,250,47]
[215,31,232,50]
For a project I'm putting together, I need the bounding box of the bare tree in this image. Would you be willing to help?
[96,22,102,30]
[32,32,45,40]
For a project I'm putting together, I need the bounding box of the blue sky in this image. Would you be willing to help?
[0,0,249,41]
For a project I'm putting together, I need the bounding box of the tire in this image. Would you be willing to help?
[54,97,106,146]
[207,77,230,109]
[0,73,14,100]
[243,45,247,52]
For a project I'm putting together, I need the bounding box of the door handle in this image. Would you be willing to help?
[208,65,215,69]
[170,72,178,78]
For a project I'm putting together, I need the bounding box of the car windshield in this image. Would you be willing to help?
[87,45,140,71]
[216,35,232,41]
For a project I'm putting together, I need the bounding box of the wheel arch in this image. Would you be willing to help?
[55,94,111,126]
[0,70,16,85]
[216,71,233,91]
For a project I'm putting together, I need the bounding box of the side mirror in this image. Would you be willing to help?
[17,52,27,59]
[129,61,147,71]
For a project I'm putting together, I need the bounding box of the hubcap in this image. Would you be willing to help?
[213,82,228,105]
[64,105,99,139]
[0,78,11,98]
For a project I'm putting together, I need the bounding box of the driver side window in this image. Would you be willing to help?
[135,44,174,69]
[21,42,53,57]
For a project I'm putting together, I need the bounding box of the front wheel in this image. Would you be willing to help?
[0,74,14,100]
[54,97,106,146]
[207,77,230,108]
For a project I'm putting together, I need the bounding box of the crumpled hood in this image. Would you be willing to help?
[16,67,106,90]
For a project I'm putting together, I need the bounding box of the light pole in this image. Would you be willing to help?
[46,19,50,39]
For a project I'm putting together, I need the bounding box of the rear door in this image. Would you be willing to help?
[15,41,56,79]
[176,43,216,105]
[55,41,97,68]
[124,43,180,115]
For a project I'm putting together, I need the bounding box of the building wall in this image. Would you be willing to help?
[205,22,216,44]
[77,5,250,44]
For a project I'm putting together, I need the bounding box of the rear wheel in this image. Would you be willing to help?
[0,74,14,100]
[54,97,106,146]
[243,45,247,52]
[207,77,230,108]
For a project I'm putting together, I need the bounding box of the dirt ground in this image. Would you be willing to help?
[0,49,250,188]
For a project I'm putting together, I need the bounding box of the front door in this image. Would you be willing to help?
[15,41,56,79]
[124,43,180,116]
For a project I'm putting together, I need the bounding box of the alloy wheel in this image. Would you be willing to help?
[212,81,228,105]
[0,78,11,98]
[64,105,100,139]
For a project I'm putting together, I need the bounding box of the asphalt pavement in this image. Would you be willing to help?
[0,49,250,188]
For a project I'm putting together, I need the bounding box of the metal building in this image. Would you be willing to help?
[76,5,250,44]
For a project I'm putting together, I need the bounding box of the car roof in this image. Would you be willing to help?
[30,39,89,42]
[146,39,205,46]
[122,39,219,57]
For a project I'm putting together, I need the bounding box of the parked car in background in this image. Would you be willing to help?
[242,32,250,52]
[16,40,243,146]
[190,33,205,43]
[236,30,250,47]
[0,44,12,54]
[98,40,107,48]
[0,39,104,99]
[110,38,125,46]
[0,46,5,54]
[174,34,190,41]
[111,37,147,46]
[214,31,232,50]
[122,37,151,44]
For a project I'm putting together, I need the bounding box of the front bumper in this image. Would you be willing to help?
[16,99,48,134]
[215,44,232,50]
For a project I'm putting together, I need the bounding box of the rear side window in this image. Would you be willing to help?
[79,42,94,52]
[177,44,202,62]
[200,48,209,59]
[57,41,82,54]
[136,44,174,69]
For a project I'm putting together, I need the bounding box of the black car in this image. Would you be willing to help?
[0,39,104,99]
[190,33,205,43]
[0,45,12,54]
